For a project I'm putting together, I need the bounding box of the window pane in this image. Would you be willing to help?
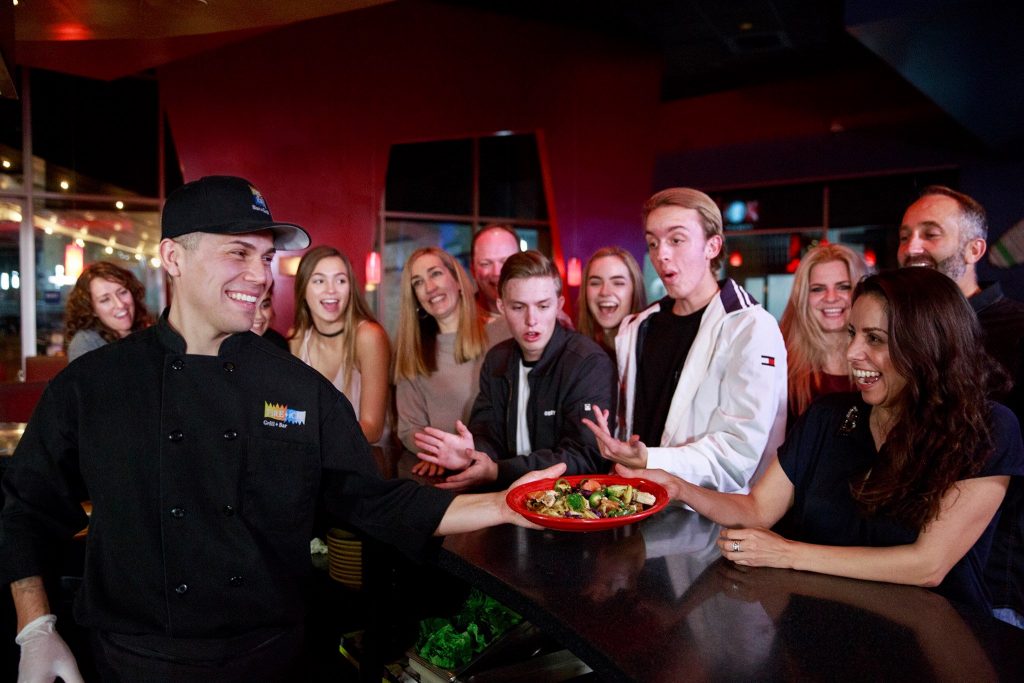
[0,200,23,381]
[33,199,163,355]
[715,184,823,230]
[0,78,23,192]
[386,140,473,215]
[722,232,823,320]
[479,135,547,220]
[30,70,161,197]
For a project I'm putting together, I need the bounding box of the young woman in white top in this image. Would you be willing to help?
[290,245,390,443]
[393,247,489,476]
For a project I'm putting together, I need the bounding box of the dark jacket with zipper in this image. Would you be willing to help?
[468,323,616,486]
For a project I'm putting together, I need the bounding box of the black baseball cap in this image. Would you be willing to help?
[162,176,310,250]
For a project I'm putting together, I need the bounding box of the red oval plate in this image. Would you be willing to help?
[506,474,670,531]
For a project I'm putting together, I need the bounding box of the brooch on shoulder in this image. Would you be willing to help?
[838,406,859,436]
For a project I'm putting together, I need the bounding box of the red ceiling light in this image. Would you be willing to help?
[728,251,743,268]
[863,248,877,268]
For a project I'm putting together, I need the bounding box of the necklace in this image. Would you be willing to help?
[312,324,345,339]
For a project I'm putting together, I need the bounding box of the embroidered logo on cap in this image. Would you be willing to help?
[250,186,271,216]
[263,401,306,429]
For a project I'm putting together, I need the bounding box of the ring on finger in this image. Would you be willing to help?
[731,541,741,553]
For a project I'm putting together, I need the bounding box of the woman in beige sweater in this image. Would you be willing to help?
[393,247,490,476]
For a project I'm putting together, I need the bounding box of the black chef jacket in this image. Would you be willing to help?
[0,319,454,642]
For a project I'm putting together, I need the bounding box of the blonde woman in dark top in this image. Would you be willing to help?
[393,247,489,476]
[577,247,646,355]
[780,243,866,418]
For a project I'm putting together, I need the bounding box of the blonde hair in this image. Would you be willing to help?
[577,247,646,346]
[393,247,487,382]
[780,243,867,415]
[292,245,379,392]
[642,187,725,274]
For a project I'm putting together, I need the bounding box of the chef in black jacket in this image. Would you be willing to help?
[0,176,558,682]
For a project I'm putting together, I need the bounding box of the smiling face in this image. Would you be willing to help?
[472,228,520,311]
[89,276,136,338]
[644,206,721,314]
[586,255,635,335]
[807,260,853,334]
[164,231,275,349]
[410,252,461,331]
[847,294,907,414]
[250,292,275,335]
[898,194,973,286]
[304,256,351,327]
[498,275,563,362]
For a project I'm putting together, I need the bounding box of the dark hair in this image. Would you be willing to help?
[918,185,988,242]
[850,268,1001,530]
[64,261,153,347]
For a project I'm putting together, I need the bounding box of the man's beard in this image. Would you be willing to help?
[901,252,967,282]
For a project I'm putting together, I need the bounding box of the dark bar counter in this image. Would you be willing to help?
[434,505,1024,682]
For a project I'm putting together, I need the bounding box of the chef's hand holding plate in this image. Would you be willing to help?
[502,463,568,529]
[581,404,648,468]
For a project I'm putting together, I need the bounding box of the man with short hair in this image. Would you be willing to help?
[0,176,556,681]
[471,225,521,323]
[898,185,1024,419]
[415,250,616,491]
[584,187,787,494]
[898,185,1024,626]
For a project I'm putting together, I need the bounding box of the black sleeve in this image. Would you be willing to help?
[467,348,508,461]
[318,391,454,560]
[0,379,90,585]
[495,346,617,486]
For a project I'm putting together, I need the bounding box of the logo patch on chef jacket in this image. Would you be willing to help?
[263,401,306,429]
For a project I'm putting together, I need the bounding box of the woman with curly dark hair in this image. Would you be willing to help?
[64,261,153,361]
[607,268,1023,613]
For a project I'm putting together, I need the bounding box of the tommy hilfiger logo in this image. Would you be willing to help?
[761,355,776,367]
[263,402,306,429]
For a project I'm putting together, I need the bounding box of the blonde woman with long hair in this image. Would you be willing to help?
[780,243,867,418]
[577,247,647,354]
[290,245,391,442]
[394,247,489,476]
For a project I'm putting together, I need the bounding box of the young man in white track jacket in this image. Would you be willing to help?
[584,188,787,493]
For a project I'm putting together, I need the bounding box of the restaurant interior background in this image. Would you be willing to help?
[1,0,1022,383]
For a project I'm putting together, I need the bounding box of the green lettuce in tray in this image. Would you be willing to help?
[415,589,523,670]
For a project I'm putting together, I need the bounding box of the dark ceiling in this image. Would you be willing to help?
[446,0,859,101]
[4,0,1023,153]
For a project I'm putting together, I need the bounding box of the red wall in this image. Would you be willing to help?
[159,2,661,330]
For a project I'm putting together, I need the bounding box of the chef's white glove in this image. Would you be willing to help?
[15,614,84,683]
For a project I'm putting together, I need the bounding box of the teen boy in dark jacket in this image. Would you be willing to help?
[415,251,616,490]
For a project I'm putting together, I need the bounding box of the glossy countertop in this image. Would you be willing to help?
[379,447,1024,680]
[437,505,1024,682]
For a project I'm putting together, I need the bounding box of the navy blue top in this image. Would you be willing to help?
[778,392,1024,613]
